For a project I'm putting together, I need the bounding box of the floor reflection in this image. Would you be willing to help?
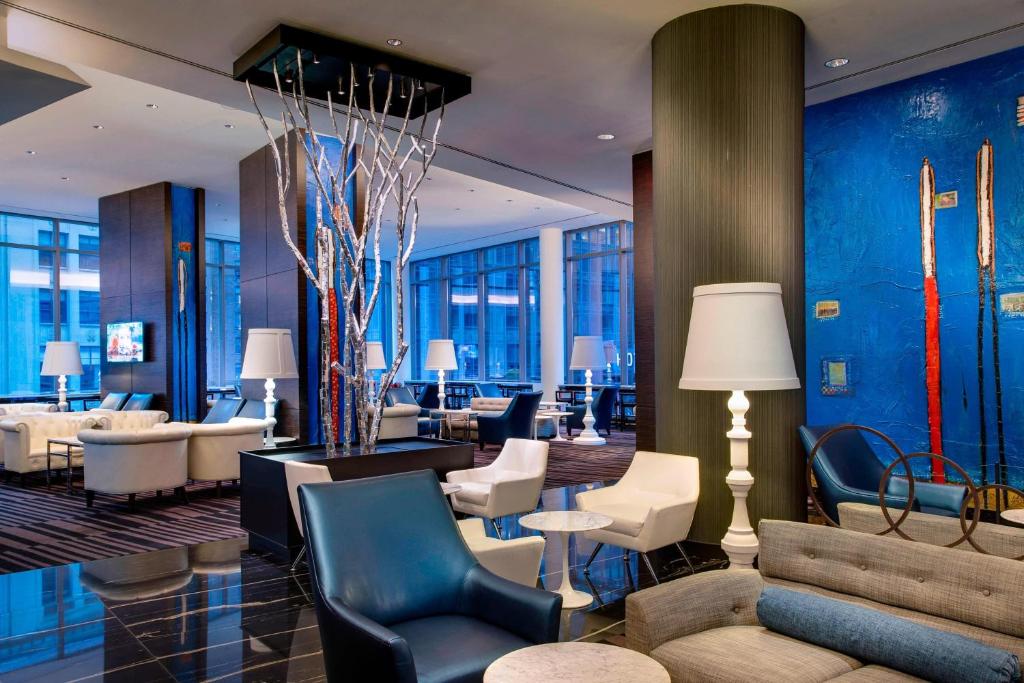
[0,480,711,682]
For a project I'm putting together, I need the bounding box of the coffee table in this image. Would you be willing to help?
[519,511,612,608]
[484,642,669,682]
[540,410,573,442]
[47,436,84,493]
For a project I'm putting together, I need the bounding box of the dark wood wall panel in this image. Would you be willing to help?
[651,5,806,543]
[632,151,656,452]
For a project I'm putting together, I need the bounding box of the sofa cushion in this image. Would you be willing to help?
[757,586,1020,683]
[596,502,650,537]
[650,624,859,682]
[830,666,925,682]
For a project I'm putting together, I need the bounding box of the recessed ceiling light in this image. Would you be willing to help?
[534,207,541,210]
[224,123,235,129]
[506,199,513,203]
[145,103,159,109]
[92,124,104,130]
[824,57,849,68]
[386,38,403,47]
[597,133,615,141]
[60,176,71,181]
[455,208,461,211]
[25,150,36,155]
[468,188,475,192]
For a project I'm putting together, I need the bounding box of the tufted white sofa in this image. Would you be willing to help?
[155,417,269,495]
[91,410,169,430]
[0,413,103,481]
[79,426,191,510]
[0,403,58,416]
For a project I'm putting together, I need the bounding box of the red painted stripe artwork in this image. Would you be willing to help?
[919,158,945,482]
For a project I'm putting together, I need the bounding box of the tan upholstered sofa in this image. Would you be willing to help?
[626,520,1024,682]
[839,501,1024,559]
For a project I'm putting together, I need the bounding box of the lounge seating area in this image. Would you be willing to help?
[2,3,1024,682]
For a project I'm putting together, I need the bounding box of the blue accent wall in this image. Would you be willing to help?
[805,46,1024,485]
[170,185,202,422]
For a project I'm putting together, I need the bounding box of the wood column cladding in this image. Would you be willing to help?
[651,5,807,543]
[631,151,655,452]
[98,182,206,419]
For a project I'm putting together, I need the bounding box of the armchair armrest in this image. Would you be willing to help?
[446,465,494,485]
[832,480,919,513]
[626,569,763,654]
[887,478,966,514]
[318,593,417,683]
[575,484,625,510]
[461,565,561,644]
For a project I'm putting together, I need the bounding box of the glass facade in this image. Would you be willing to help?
[565,221,635,384]
[410,239,540,381]
[205,238,241,389]
[0,213,101,397]
[364,258,393,365]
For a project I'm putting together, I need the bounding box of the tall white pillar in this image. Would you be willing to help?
[539,227,565,401]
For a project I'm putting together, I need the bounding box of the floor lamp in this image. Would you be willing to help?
[425,339,458,409]
[678,283,799,570]
[569,335,607,445]
[240,328,299,448]
[366,341,387,398]
[41,341,83,412]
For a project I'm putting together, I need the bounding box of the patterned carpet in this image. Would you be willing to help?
[0,430,636,573]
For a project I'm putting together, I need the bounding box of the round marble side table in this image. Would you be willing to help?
[519,511,612,609]
[484,642,670,683]
[1000,508,1024,527]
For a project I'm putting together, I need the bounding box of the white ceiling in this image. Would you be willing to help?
[2,0,1023,249]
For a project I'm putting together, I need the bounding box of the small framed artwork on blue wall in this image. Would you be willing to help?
[820,357,854,396]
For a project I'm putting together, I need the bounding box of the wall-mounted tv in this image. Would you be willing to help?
[106,321,144,363]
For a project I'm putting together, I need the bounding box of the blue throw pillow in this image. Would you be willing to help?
[757,586,1020,683]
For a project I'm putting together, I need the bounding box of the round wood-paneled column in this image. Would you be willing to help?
[651,5,806,543]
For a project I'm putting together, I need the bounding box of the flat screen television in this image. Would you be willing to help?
[106,321,144,363]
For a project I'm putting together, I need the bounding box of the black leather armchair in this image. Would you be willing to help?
[566,386,618,437]
[477,391,542,449]
[299,470,561,682]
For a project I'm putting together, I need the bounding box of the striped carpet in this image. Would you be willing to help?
[0,430,636,573]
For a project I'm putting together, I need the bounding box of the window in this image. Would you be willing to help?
[0,212,100,397]
[565,221,635,385]
[205,238,241,389]
[410,238,541,382]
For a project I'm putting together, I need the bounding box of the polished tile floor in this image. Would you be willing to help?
[0,482,719,682]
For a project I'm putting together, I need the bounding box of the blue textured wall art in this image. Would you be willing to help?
[805,45,1024,487]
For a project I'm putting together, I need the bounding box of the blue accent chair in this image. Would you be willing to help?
[477,391,543,450]
[566,387,618,438]
[387,387,440,437]
[203,397,244,424]
[121,393,154,411]
[298,470,561,683]
[97,392,129,411]
[475,382,502,398]
[799,424,967,523]
[418,383,440,410]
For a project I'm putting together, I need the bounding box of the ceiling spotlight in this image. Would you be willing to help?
[224,123,235,129]
[506,199,513,203]
[145,103,159,109]
[25,150,36,155]
[399,79,407,99]
[312,53,320,65]
[597,133,615,141]
[386,38,403,47]
[92,124,104,130]
[337,76,345,96]
[284,70,294,84]
[416,80,425,91]
[60,176,71,181]
[824,57,849,68]
[468,188,475,192]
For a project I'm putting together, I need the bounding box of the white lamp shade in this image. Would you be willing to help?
[366,341,387,370]
[603,340,618,364]
[41,341,83,376]
[425,339,458,370]
[569,336,606,370]
[240,328,299,379]
[679,283,800,391]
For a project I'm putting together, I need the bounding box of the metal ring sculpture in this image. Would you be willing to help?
[807,424,1024,559]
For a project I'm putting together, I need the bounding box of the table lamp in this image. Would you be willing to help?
[569,335,607,445]
[425,339,458,409]
[240,328,299,448]
[41,341,83,412]
[678,283,799,569]
[603,340,618,382]
[366,341,387,397]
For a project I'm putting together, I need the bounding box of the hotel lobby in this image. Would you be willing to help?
[1,1,1023,681]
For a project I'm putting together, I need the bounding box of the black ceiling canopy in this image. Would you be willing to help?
[233,24,471,117]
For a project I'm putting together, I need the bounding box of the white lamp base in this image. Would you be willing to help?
[722,390,758,569]
[57,374,69,412]
[263,378,278,449]
[573,369,606,446]
[437,368,447,410]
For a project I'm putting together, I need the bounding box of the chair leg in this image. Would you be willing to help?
[290,546,307,572]
[582,542,604,576]
[489,517,502,538]
[623,550,635,592]
[127,493,136,512]
[641,552,660,585]
[676,542,696,575]
[216,481,222,497]
[176,486,189,504]
[156,489,163,499]
[86,490,95,508]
